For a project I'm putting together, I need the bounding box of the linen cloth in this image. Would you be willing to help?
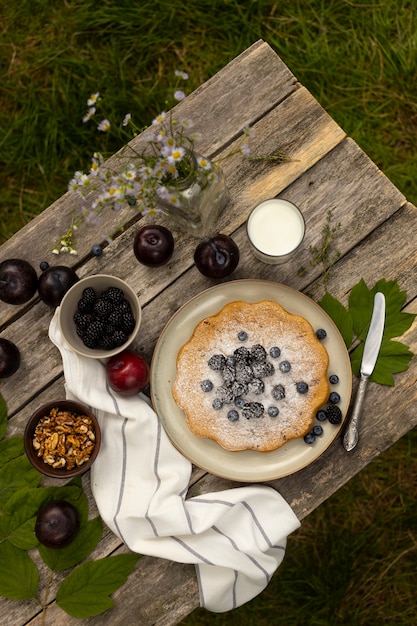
[49,311,300,612]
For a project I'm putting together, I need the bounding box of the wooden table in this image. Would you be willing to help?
[1,40,416,625]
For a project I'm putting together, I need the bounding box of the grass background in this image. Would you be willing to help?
[1,0,416,623]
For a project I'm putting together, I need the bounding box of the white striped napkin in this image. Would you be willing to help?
[49,311,300,613]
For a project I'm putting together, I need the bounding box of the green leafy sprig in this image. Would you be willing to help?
[0,395,140,619]
[309,209,341,288]
[319,278,415,386]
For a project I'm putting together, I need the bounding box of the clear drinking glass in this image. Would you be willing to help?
[156,151,228,237]
[247,198,305,264]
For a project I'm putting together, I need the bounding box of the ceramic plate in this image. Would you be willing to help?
[151,279,352,482]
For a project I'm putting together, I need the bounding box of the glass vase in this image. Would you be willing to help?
[155,151,228,237]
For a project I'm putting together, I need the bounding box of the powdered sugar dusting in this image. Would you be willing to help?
[173,300,330,452]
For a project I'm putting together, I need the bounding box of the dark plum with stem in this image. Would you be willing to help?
[38,266,79,307]
[0,338,21,378]
[194,234,240,278]
[0,258,38,305]
[133,225,174,267]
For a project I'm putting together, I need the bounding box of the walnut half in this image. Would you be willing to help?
[32,408,96,471]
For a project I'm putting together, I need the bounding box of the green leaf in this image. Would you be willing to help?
[0,436,24,469]
[349,278,416,343]
[56,553,140,618]
[0,483,87,550]
[0,394,7,440]
[0,541,38,600]
[35,483,90,525]
[371,279,415,339]
[323,277,416,387]
[318,292,353,348]
[348,278,374,339]
[351,339,414,386]
[4,516,38,551]
[39,516,103,571]
[0,456,40,508]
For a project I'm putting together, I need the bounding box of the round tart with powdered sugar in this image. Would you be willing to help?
[172,300,330,452]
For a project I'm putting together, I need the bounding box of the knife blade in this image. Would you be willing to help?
[343,291,386,451]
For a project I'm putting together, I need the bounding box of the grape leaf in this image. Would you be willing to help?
[372,279,415,339]
[0,436,24,469]
[351,339,414,386]
[0,456,40,508]
[33,482,90,525]
[319,278,415,386]
[56,553,140,618]
[0,394,7,440]
[0,484,82,549]
[349,278,415,341]
[39,516,103,571]
[318,292,353,348]
[0,541,38,600]
[348,278,375,339]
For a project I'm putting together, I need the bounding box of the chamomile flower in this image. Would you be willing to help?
[175,70,189,80]
[87,92,100,106]
[152,112,167,126]
[180,118,194,129]
[58,80,236,254]
[163,135,176,149]
[243,125,255,138]
[122,113,132,126]
[166,163,178,177]
[240,142,251,156]
[68,174,81,192]
[166,193,181,206]
[197,156,212,170]
[156,186,170,200]
[122,167,137,182]
[97,119,111,132]
[90,157,101,176]
[168,147,186,163]
[82,107,96,123]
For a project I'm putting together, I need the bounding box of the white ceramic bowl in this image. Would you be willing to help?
[58,274,141,359]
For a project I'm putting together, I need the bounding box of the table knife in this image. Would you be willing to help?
[343,292,386,451]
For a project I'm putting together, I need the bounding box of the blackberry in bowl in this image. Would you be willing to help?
[58,274,141,359]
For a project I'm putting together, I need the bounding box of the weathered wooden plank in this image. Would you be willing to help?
[0,40,295,277]
[0,127,403,418]
[0,115,346,412]
[1,40,416,626]
[4,198,416,626]
[13,309,416,626]
[0,41,336,331]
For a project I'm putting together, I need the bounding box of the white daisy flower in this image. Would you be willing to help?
[87,92,100,106]
[168,147,185,163]
[197,156,212,170]
[122,113,132,126]
[152,112,167,126]
[174,70,189,80]
[97,119,111,132]
[82,107,96,123]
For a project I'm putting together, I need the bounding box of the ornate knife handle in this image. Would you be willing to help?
[343,376,369,451]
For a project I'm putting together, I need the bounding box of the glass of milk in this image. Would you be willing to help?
[246,198,305,264]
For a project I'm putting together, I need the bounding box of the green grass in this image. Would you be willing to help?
[1,0,416,244]
[1,1,417,623]
[181,428,417,625]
